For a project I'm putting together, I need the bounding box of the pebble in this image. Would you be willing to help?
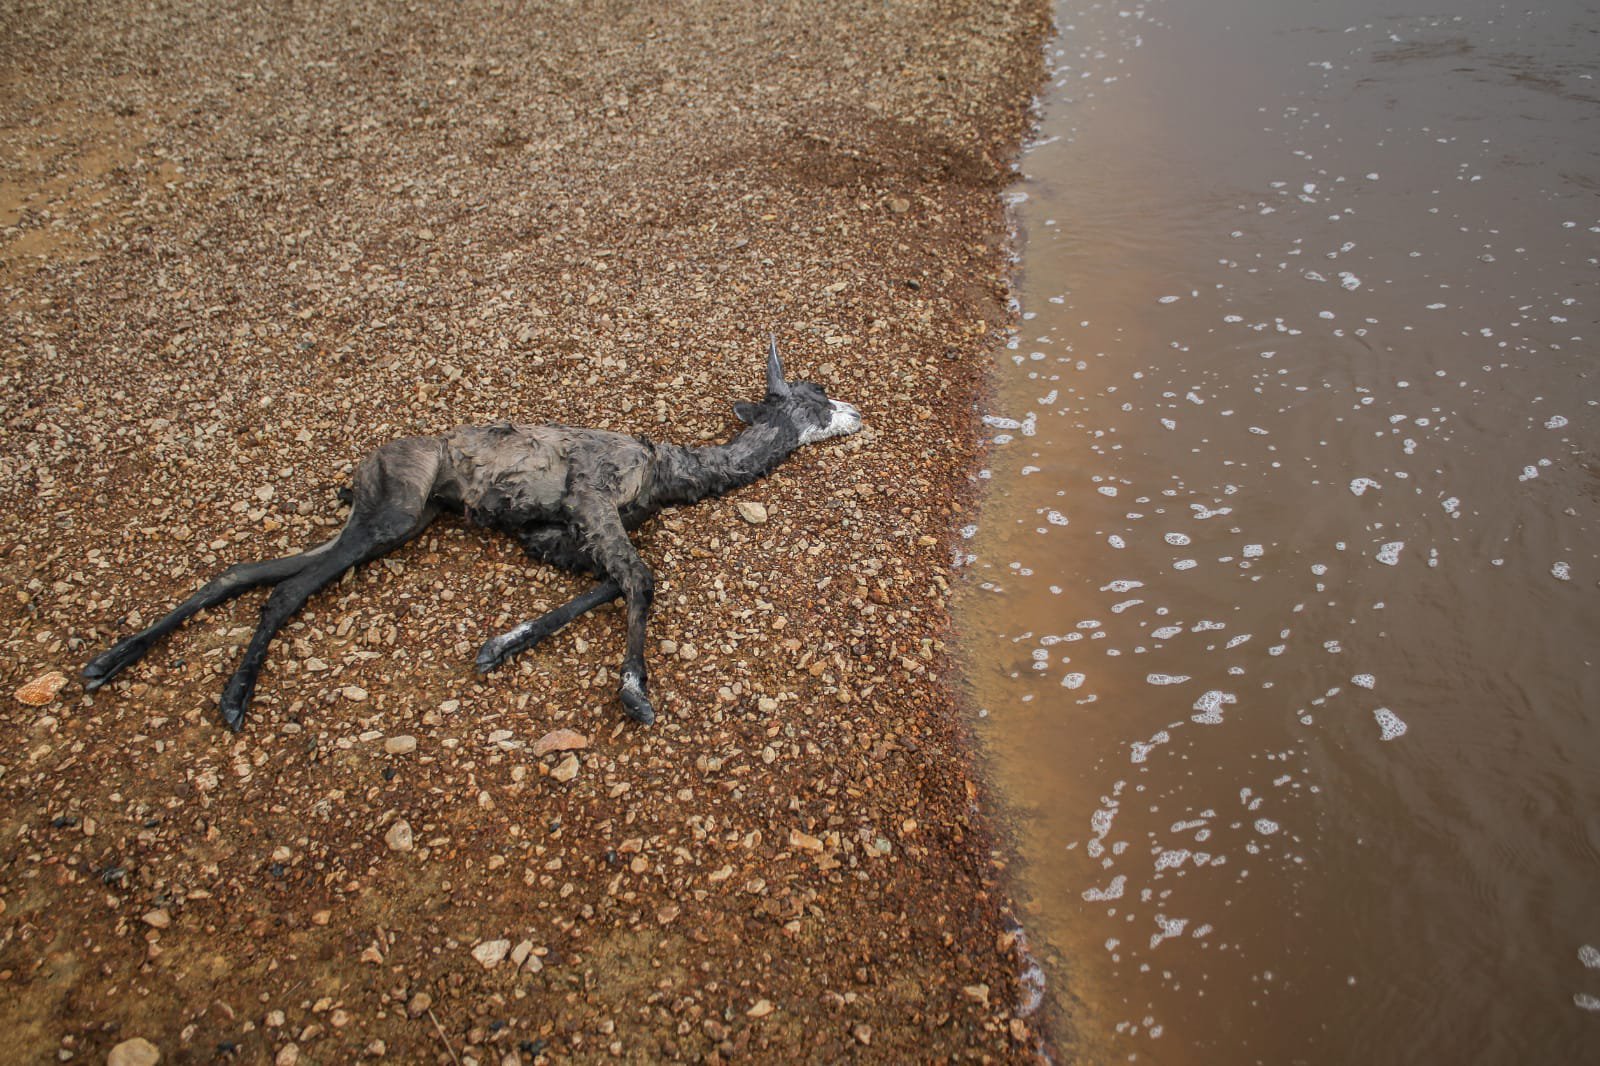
[407,992,432,1016]
[384,735,417,755]
[275,1044,300,1066]
[107,1038,161,1066]
[678,642,699,662]
[471,938,511,970]
[384,819,414,852]
[747,998,775,1018]
[735,500,768,524]
[342,685,369,702]
[141,908,171,929]
[532,728,588,756]
[551,753,580,782]
[14,670,67,707]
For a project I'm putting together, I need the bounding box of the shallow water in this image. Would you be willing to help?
[959,0,1600,1061]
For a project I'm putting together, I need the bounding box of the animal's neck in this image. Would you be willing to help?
[649,422,799,508]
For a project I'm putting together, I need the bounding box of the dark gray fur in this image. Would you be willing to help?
[83,339,863,731]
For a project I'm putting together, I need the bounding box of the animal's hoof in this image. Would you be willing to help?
[474,640,505,674]
[82,647,130,691]
[219,677,251,732]
[619,680,656,726]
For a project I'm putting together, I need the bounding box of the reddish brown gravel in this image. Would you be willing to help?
[0,1,1052,1062]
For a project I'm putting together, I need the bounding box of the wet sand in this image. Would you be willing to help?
[0,1,1052,1062]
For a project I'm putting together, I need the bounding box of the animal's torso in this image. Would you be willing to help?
[435,422,657,531]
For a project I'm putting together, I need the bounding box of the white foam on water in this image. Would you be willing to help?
[1146,673,1191,685]
[1352,674,1376,689]
[1243,544,1264,558]
[1580,944,1600,969]
[1552,561,1571,581]
[1152,626,1183,639]
[1192,621,1226,632]
[1574,993,1600,1013]
[1376,541,1404,566]
[1350,477,1381,496]
[1545,414,1568,429]
[1442,497,1460,517]
[1130,730,1171,763]
[1155,849,1190,871]
[1192,690,1237,725]
[1159,295,1181,304]
[1046,509,1069,526]
[1099,485,1119,497]
[1103,579,1144,592]
[1254,818,1280,835]
[1226,634,1251,649]
[1374,707,1408,741]
[1109,534,1127,549]
[1165,532,1192,545]
[1112,598,1145,613]
[1063,672,1087,689]
[1174,559,1198,570]
[1083,874,1128,902]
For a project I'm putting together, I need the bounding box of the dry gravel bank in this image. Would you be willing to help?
[0,1,1051,1061]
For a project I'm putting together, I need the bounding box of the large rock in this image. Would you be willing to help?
[107,1038,161,1066]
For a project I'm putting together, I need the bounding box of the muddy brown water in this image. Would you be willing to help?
[959,0,1599,1062]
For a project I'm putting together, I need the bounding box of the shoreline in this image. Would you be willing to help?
[0,1,1055,1061]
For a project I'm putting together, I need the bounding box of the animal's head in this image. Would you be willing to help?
[732,336,864,445]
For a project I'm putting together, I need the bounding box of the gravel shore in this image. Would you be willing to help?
[1,1,1051,1061]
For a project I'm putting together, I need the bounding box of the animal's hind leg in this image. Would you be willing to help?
[216,437,443,730]
[475,579,622,674]
[83,537,341,691]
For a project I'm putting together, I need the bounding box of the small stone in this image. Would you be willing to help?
[678,642,698,662]
[788,829,823,853]
[472,939,511,970]
[853,1023,873,1046]
[141,908,171,929]
[107,1037,161,1066]
[889,196,911,213]
[384,735,417,755]
[550,753,580,782]
[510,940,533,968]
[658,639,678,656]
[735,500,768,524]
[384,820,414,852]
[656,904,680,924]
[532,728,588,756]
[275,1044,299,1066]
[757,697,779,714]
[342,685,368,702]
[407,992,432,1016]
[962,983,991,1007]
[14,670,67,707]
[746,998,774,1018]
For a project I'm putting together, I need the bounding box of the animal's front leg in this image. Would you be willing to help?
[572,497,657,725]
[475,579,622,673]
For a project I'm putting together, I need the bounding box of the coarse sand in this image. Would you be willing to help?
[1,1,1055,1061]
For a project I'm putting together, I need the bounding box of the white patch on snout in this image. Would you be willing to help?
[799,399,864,445]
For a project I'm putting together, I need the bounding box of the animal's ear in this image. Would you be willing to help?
[733,401,762,424]
[765,334,790,397]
